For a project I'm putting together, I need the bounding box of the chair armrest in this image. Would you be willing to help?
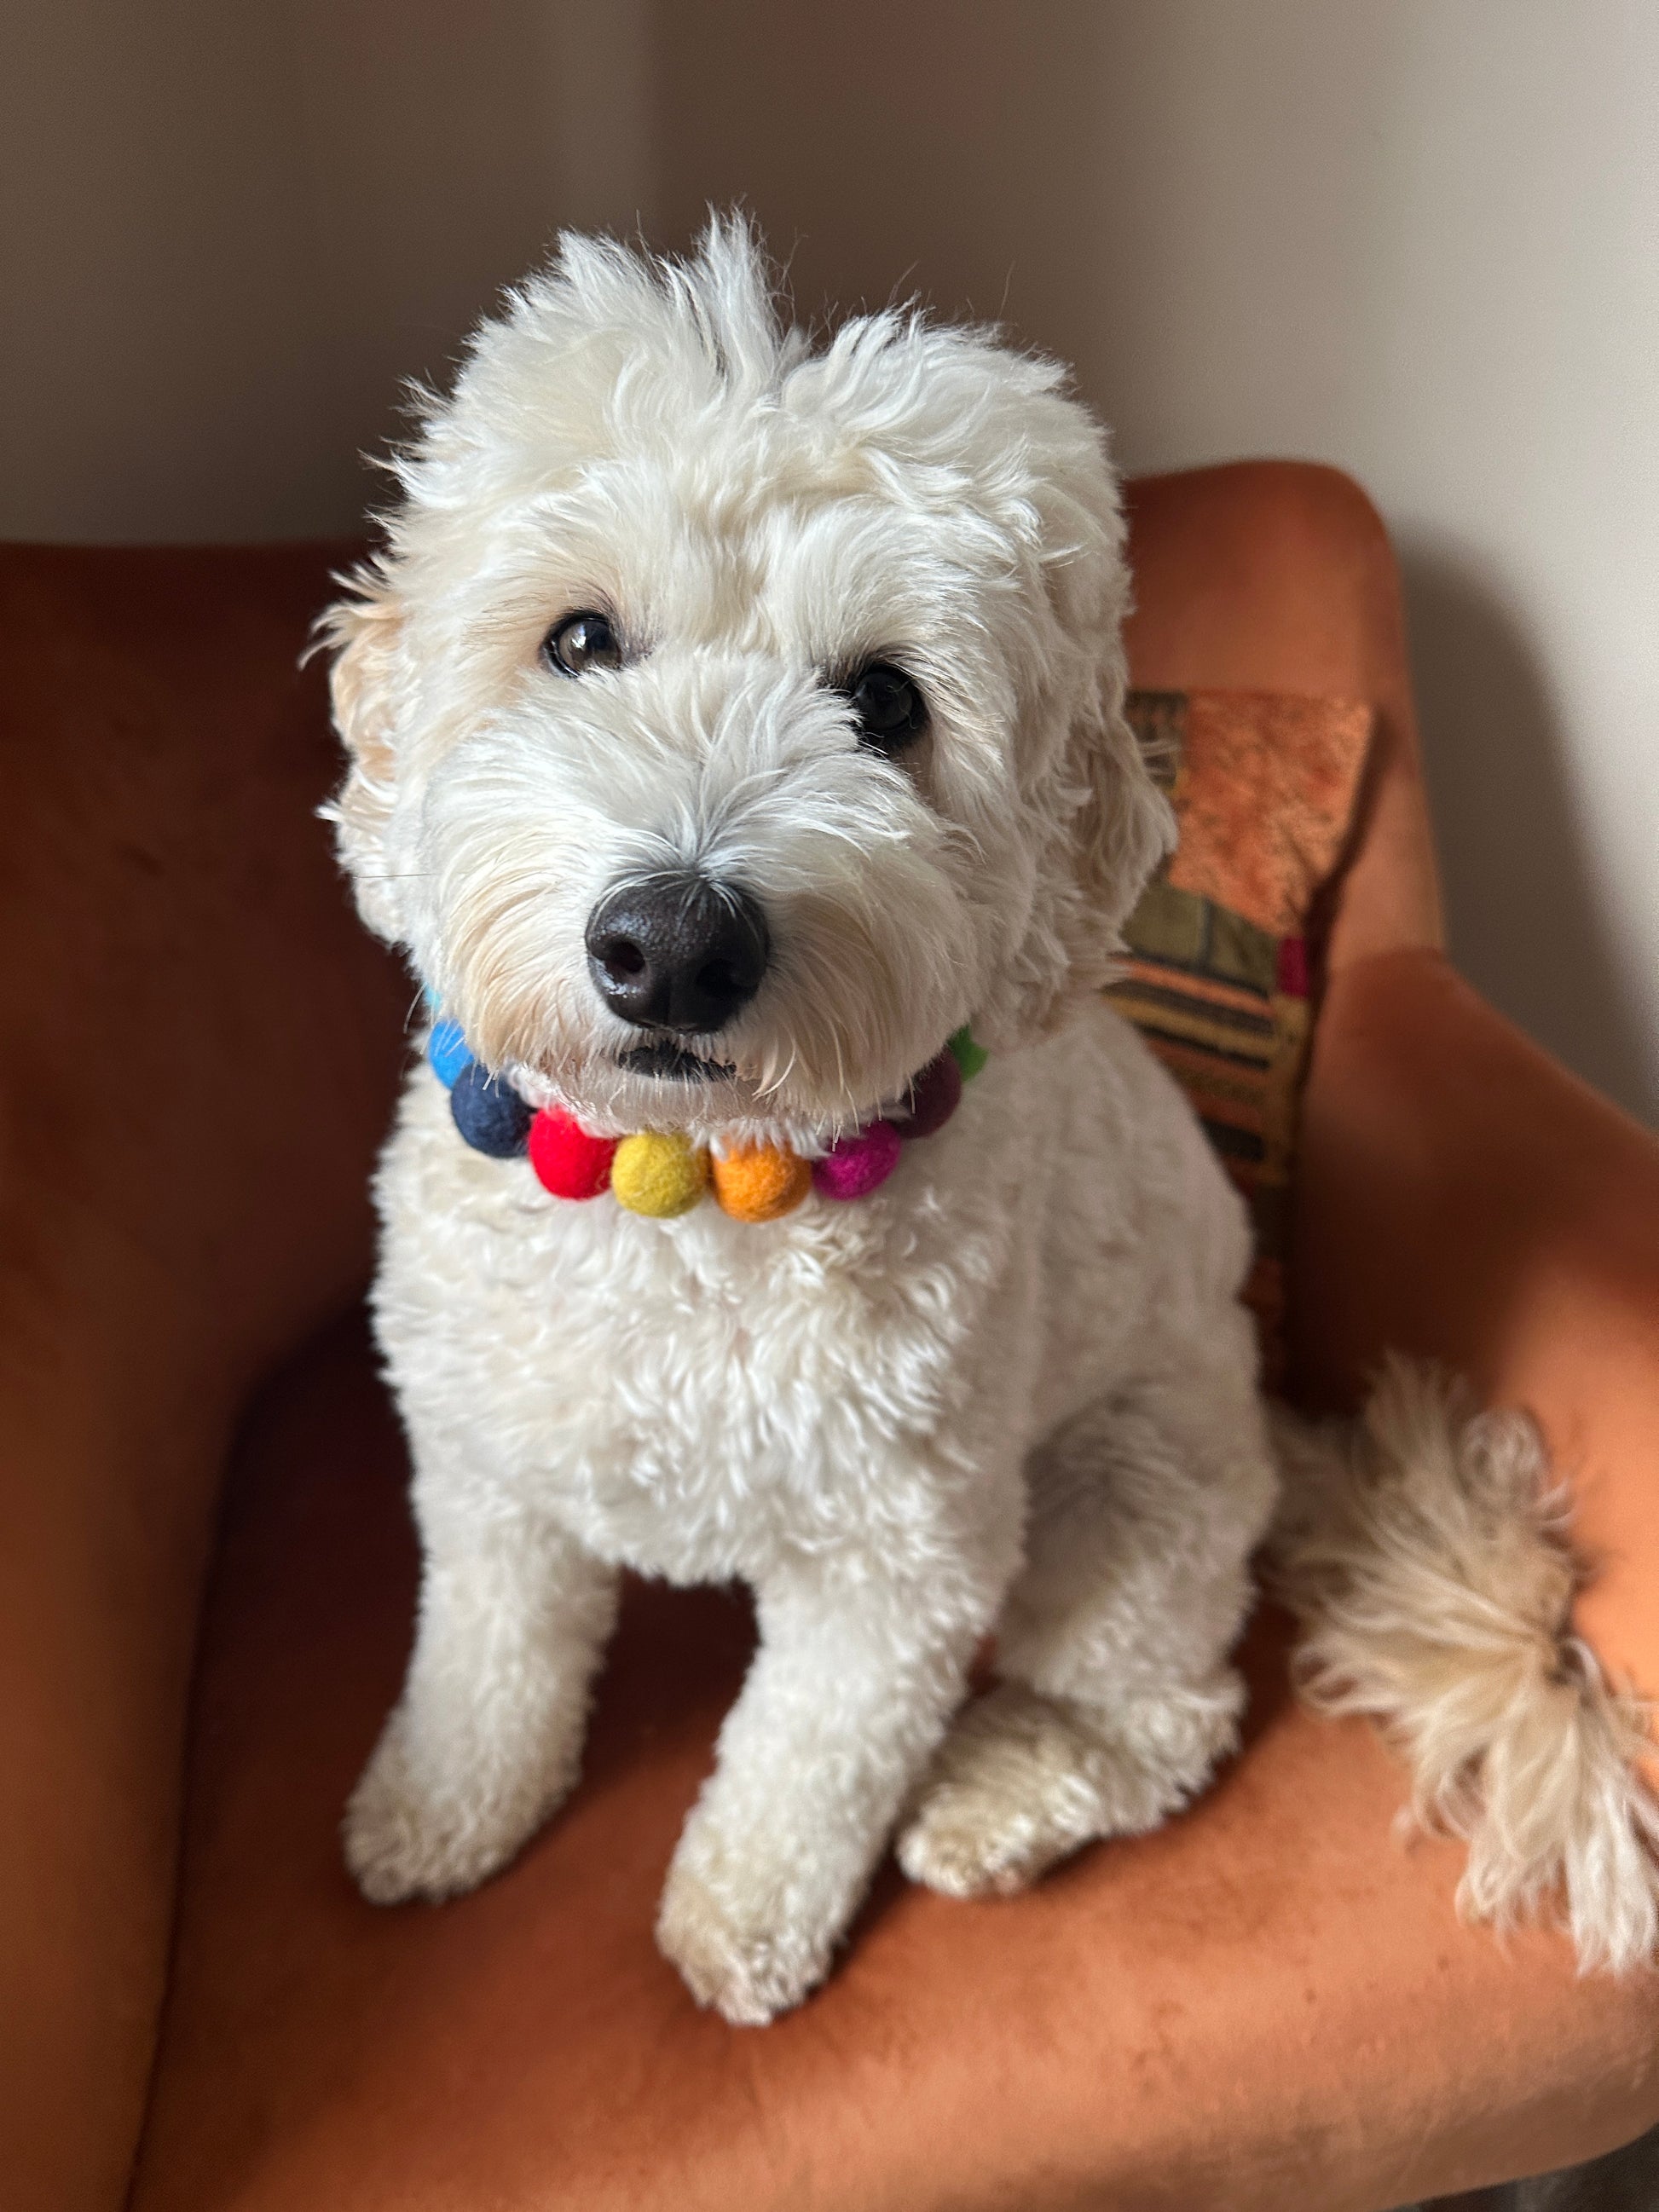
[0,543,405,2211]
[1292,945,1659,1716]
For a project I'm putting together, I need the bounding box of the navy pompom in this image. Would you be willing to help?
[450,1062,533,1158]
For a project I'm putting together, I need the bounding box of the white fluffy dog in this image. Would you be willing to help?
[320,217,1283,2024]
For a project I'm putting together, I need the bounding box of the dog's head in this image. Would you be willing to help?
[323,218,1172,1143]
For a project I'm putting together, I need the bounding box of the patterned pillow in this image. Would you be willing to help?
[1107,690,1373,1383]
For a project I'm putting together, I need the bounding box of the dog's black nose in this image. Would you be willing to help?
[585,873,770,1034]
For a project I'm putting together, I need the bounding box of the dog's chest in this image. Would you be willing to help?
[374,1069,1037,1580]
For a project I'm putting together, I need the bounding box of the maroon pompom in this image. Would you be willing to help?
[887,1048,963,1139]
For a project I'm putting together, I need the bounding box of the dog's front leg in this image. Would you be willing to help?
[656,1553,996,2024]
[344,1490,618,1904]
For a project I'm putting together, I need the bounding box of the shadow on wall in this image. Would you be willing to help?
[1400,546,1653,1121]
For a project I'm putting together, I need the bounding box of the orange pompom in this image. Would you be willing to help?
[711,1141,812,1223]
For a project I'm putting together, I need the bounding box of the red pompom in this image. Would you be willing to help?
[528,1108,618,1200]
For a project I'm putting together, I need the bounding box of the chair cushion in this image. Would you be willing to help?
[130,1314,1657,2212]
[1111,688,1372,1379]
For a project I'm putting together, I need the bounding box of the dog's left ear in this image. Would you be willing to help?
[317,569,408,944]
[1045,609,1176,1014]
[974,394,1176,1048]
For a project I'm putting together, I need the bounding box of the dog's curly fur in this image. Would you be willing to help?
[323,219,1655,2021]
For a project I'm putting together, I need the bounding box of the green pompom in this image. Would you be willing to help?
[946,1025,989,1080]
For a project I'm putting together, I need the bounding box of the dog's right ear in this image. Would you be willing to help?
[317,572,406,943]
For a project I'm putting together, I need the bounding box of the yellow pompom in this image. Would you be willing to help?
[711,1141,812,1223]
[610,1131,708,1218]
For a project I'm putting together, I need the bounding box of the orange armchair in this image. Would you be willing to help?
[2,465,1654,2212]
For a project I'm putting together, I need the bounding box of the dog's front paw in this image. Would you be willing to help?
[896,1683,1090,1897]
[898,1678,1240,1898]
[343,1711,551,1905]
[656,1839,836,2026]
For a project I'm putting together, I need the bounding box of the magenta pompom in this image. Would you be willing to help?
[813,1119,903,1201]
[886,1048,963,1139]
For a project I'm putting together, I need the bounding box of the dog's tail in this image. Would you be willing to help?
[1267,1358,1659,1973]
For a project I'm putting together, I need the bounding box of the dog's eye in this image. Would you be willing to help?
[544,609,621,677]
[842,661,928,754]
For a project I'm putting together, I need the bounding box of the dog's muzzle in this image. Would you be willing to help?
[585,871,770,1036]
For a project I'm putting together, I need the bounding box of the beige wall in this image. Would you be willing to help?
[3,1,1654,1118]
[0,0,651,541]
[653,0,1659,1120]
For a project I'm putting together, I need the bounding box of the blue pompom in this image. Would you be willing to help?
[450,1061,533,1158]
[428,1019,472,1089]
